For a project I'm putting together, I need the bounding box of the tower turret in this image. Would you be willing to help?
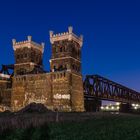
[12,36,45,75]
[49,26,84,111]
[49,26,83,74]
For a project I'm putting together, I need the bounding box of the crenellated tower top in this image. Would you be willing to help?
[12,36,45,53]
[49,26,83,47]
[12,36,45,75]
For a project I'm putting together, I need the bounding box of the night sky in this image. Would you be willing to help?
[0,0,140,91]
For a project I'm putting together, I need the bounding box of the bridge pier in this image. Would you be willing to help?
[119,103,132,113]
[84,98,101,112]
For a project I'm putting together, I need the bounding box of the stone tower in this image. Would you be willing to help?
[11,37,49,111]
[50,26,85,111]
[12,36,45,75]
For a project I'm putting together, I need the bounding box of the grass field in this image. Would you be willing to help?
[1,114,140,140]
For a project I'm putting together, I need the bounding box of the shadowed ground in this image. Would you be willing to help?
[1,113,140,140]
[0,103,140,140]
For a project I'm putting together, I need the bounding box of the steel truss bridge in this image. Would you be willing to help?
[0,64,14,75]
[84,75,140,104]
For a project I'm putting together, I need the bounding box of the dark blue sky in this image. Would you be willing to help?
[0,0,140,91]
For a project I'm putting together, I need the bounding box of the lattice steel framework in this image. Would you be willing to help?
[84,75,140,103]
[0,64,14,76]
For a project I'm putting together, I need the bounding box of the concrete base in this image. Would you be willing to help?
[84,99,101,112]
[119,103,132,113]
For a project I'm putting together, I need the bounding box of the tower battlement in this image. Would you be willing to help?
[12,36,45,75]
[12,36,45,53]
[50,26,83,47]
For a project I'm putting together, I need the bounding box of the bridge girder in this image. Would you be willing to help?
[0,64,14,77]
[83,75,140,104]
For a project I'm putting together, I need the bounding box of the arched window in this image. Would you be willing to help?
[59,65,63,70]
[53,65,56,71]
[64,64,67,70]
[24,54,27,58]
[72,64,75,70]
[18,68,26,75]
[72,47,75,53]
[60,47,63,52]
[20,54,23,59]
[17,55,19,59]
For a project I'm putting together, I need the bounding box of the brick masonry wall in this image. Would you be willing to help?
[71,73,85,111]
[0,81,12,107]
[1,89,12,106]
[11,73,52,111]
[51,71,84,112]
[51,71,71,111]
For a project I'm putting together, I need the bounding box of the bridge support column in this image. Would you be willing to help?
[84,98,101,112]
[119,103,132,113]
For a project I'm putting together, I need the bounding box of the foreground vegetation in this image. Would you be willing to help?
[1,114,140,140]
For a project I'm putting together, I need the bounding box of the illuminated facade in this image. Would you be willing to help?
[0,27,85,112]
